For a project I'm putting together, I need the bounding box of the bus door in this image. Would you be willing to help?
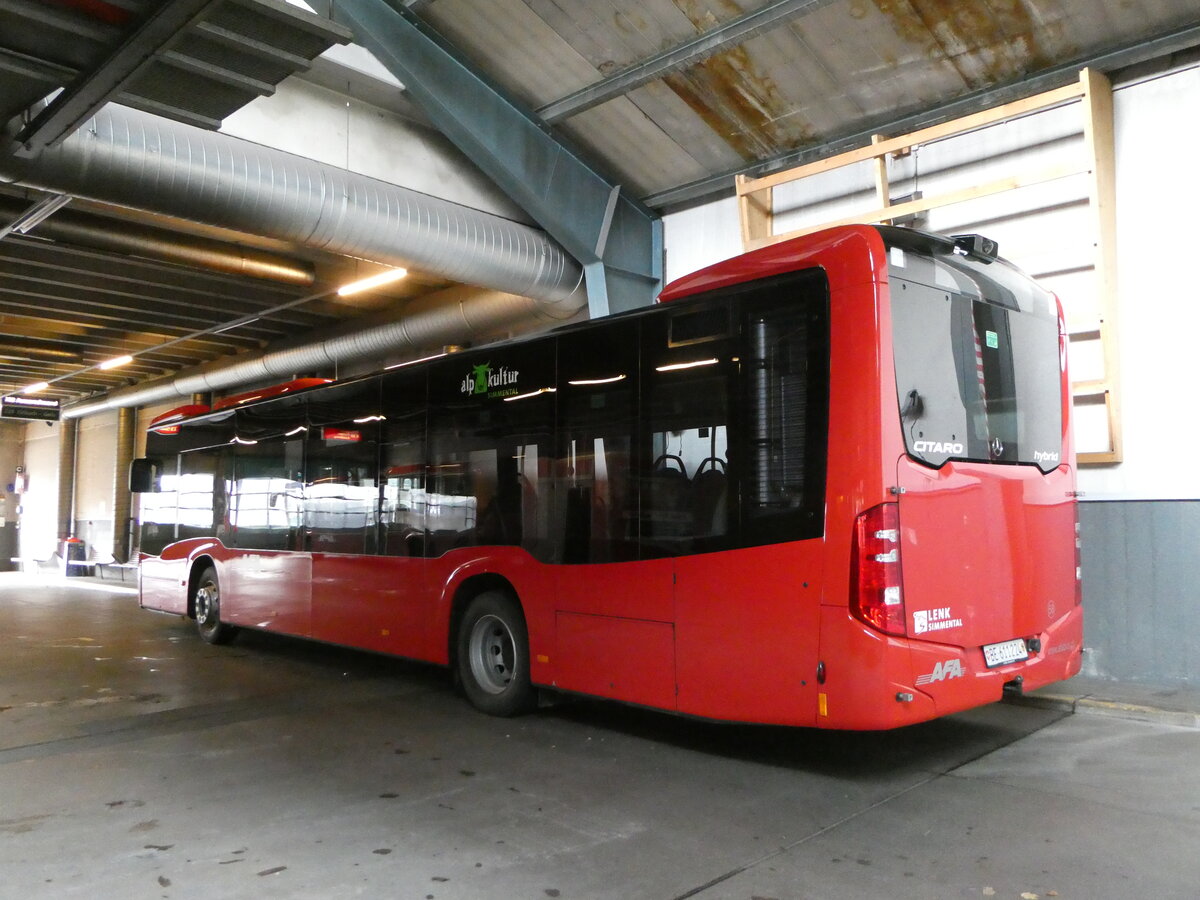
[553,323,677,710]
[225,429,311,637]
[888,251,1074,680]
[303,379,420,655]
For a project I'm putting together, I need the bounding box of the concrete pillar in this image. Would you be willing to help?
[56,418,77,539]
[113,407,136,562]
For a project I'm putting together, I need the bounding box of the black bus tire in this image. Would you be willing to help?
[193,565,237,646]
[456,590,535,717]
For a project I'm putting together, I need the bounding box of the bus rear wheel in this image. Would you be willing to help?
[193,566,237,646]
[456,590,534,717]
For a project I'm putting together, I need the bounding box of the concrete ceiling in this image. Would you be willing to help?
[0,0,1197,410]
[418,0,1199,208]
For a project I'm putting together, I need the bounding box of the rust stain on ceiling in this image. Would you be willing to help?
[660,0,817,160]
[872,0,1074,89]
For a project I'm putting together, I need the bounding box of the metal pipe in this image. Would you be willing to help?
[0,103,584,304]
[0,195,315,285]
[62,282,585,418]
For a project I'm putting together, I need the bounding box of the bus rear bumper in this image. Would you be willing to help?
[906,607,1084,721]
[816,607,1084,730]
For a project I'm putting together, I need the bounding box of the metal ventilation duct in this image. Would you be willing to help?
[0,103,584,304]
[62,283,583,418]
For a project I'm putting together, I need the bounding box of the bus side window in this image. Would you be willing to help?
[178,449,223,543]
[303,379,383,555]
[229,434,304,551]
[739,280,830,545]
[427,345,554,559]
[641,310,733,558]
[304,426,379,555]
[138,458,179,556]
[557,322,639,564]
[380,367,428,557]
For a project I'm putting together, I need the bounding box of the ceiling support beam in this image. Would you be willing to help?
[537,0,838,124]
[324,0,661,316]
[644,19,1200,211]
[11,0,220,158]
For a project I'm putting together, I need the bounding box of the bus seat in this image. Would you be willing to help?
[691,457,728,536]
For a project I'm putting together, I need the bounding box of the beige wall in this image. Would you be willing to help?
[17,418,60,560]
[75,411,119,558]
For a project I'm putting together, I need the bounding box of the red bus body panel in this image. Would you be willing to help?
[675,541,824,724]
[309,554,428,657]
[139,225,1079,730]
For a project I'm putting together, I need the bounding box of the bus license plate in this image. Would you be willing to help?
[983,638,1029,668]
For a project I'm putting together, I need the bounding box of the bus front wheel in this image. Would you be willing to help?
[456,590,534,717]
[193,566,237,646]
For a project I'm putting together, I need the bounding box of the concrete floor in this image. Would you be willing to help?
[2,574,1198,900]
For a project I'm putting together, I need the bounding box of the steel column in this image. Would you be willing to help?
[324,0,661,315]
[113,406,136,562]
[56,417,77,540]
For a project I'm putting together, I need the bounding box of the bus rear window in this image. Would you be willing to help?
[888,246,1063,473]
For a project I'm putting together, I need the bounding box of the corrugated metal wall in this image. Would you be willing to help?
[1081,501,1200,684]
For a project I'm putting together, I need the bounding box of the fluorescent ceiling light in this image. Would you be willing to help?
[568,374,627,386]
[337,267,408,297]
[21,381,50,394]
[98,354,134,371]
[503,387,556,402]
[384,352,447,370]
[655,358,718,372]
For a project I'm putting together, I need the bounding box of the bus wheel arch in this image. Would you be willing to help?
[449,575,535,717]
[186,555,217,619]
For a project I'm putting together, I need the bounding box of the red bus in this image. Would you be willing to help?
[131,224,1082,730]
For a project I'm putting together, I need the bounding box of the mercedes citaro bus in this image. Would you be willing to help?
[131,224,1082,730]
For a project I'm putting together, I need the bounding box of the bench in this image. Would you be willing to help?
[78,553,138,582]
[96,560,138,582]
[9,554,62,574]
[10,553,137,581]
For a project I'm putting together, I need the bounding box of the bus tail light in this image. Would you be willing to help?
[851,503,906,635]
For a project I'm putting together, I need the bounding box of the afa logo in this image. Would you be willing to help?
[915,659,965,685]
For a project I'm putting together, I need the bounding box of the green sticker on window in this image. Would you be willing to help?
[985,330,999,349]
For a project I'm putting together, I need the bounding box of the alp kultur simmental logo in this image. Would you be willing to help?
[460,362,519,398]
